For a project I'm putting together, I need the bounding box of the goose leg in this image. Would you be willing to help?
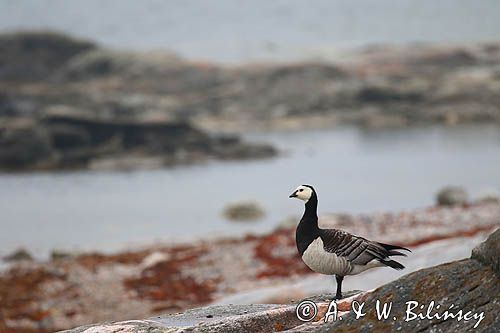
[335,275,344,300]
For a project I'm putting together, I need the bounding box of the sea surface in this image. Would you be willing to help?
[1,0,500,62]
[1,125,500,258]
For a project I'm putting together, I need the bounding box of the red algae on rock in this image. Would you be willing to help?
[76,250,151,272]
[124,246,220,311]
[0,267,68,333]
[253,228,310,278]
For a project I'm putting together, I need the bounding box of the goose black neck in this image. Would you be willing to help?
[303,195,318,223]
[295,193,320,255]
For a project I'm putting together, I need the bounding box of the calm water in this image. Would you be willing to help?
[1,125,500,258]
[1,0,500,62]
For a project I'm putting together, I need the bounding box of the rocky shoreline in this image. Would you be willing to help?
[2,32,500,170]
[1,202,499,332]
[63,229,500,333]
[0,107,276,171]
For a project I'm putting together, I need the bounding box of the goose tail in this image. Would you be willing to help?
[378,242,411,257]
[377,242,410,270]
[379,259,405,270]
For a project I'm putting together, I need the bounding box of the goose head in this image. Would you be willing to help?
[289,185,316,203]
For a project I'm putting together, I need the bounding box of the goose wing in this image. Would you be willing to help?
[319,229,409,266]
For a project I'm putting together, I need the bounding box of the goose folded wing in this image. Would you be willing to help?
[319,229,404,265]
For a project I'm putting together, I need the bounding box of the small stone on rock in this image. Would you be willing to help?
[223,201,265,222]
[3,248,33,262]
[436,186,468,206]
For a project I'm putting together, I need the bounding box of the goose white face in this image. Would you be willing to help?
[289,185,313,202]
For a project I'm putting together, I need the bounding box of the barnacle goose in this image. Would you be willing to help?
[289,184,410,300]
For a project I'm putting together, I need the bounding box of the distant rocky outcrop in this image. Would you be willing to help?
[0,118,54,169]
[2,32,500,131]
[0,32,278,170]
[0,31,95,81]
[2,32,500,169]
[0,107,276,170]
[57,48,183,81]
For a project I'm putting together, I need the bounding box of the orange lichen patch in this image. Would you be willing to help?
[274,322,285,331]
[124,246,219,310]
[336,300,353,312]
[254,228,311,278]
[315,303,333,322]
[0,267,66,333]
[76,250,151,271]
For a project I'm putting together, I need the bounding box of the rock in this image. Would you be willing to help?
[0,92,27,117]
[48,123,92,151]
[356,86,423,104]
[3,248,33,262]
[43,111,209,152]
[154,304,302,332]
[60,294,362,333]
[223,201,265,222]
[0,31,95,81]
[0,107,277,170]
[411,48,478,70]
[3,31,500,133]
[436,186,468,206]
[213,140,277,160]
[58,49,132,79]
[474,189,500,204]
[59,304,298,333]
[139,251,170,270]
[88,156,166,171]
[471,227,500,274]
[50,250,74,261]
[58,49,182,80]
[0,118,54,169]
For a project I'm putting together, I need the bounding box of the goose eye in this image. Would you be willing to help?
[299,189,304,192]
